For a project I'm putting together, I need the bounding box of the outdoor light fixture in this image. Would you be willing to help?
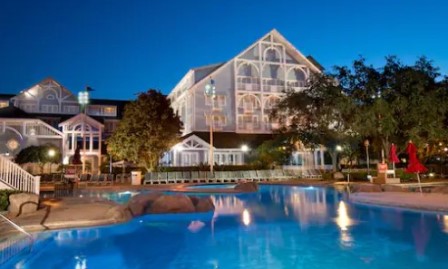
[78,86,91,173]
[364,139,370,176]
[78,91,89,108]
[241,145,249,152]
[48,149,56,157]
[173,144,183,151]
[204,77,216,172]
[335,145,343,152]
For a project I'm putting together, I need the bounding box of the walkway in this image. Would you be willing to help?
[350,192,448,212]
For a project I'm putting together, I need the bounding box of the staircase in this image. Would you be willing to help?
[0,155,40,195]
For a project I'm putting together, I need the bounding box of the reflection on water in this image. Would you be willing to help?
[242,209,251,226]
[7,186,448,269]
[336,201,355,231]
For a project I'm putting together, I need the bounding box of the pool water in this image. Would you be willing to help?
[4,186,448,269]
[186,184,236,189]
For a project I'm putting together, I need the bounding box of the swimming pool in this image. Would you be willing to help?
[3,185,448,268]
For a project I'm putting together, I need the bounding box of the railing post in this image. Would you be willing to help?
[34,176,40,195]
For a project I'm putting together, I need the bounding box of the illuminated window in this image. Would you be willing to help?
[0,101,8,108]
[102,106,116,116]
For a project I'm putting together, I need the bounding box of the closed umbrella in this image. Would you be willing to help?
[389,143,400,173]
[405,140,427,193]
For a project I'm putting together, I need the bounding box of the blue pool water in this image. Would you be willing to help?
[4,185,448,269]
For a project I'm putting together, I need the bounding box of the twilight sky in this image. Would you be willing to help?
[0,0,447,100]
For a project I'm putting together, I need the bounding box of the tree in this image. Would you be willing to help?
[249,138,292,169]
[107,89,182,172]
[273,73,359,171]
[336,56,448,159]
[274,56,448,170]
[15,145,61,173]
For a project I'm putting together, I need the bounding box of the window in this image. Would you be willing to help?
[104,120,118,133]
[103,106,116,116]
[46,95,55,100]
[0,101,8,108]
[20,104,38,112]
[63,105,80,114]
[87,105,117,117]
[205,95,226,108]
[41,105,59,113]
[205,115,227,129]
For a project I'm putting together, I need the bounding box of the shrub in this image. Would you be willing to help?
[0,190,22,211]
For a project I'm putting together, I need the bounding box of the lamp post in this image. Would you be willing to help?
[205,78,216,172]
[78,87,90,174]
[364,139,370,176]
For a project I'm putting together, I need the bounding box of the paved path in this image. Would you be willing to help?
[5,197,131,233]
[350,192,448,212]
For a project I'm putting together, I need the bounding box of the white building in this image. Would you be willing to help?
[167,29,328,168]
[0,78,128,173]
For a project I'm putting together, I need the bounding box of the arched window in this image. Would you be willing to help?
[264,96,281,110]
[238,94,261,111]
[264,48,281,62]
[263,65,284,79]
[287,68,306,81]
[237,63,259,77]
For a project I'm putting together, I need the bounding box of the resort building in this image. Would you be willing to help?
[0,78,129,173]
[167,29,329,169]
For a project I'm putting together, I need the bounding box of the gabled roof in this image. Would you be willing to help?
[13,77,76,101]
[191,63,225,83]
[183,132,275,149]
[58,113,104,128]
[171,29,323,97]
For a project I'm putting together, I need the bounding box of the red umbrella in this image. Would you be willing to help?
[405,140,427,193]
[389,143,400,164]
[389,143,400,176]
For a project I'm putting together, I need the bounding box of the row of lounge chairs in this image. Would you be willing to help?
[143,169,322,185]
[40,173,131,185]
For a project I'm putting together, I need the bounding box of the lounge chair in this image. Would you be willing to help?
[158,172,168,184]
[198,171,208,183]
[182,171,192,183]
[206,171,215,183]
[214,171,225,183]
[167,172,177,184]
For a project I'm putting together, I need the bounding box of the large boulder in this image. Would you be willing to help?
[127,192,163,217]
[333,172,345,180]
[105,205,133,222]
[8,193,39,216]
[234,182,259,192]
[382,185,408,192]
[194,197,215,212]
[148,194,196,214]
[351,184,382,193]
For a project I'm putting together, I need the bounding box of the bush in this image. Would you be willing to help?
[0,190,22,211]
[395,169,416,182]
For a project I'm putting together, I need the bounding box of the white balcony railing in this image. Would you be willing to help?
[0,155,40,194]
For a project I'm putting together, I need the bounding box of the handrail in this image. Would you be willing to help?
[0,214,34,245]
[0,155,40,194]
[0,214,34,265]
